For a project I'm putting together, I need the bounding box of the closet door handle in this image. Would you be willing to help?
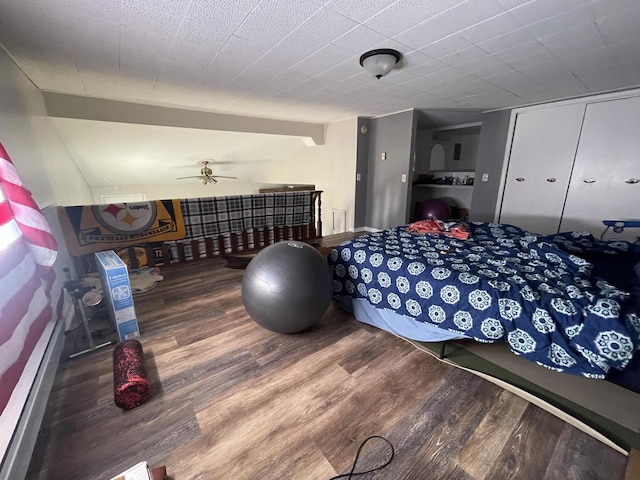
[546,177,557,183]
[583,178,596,184]
[625,178,640,184]
[515,177,525,182]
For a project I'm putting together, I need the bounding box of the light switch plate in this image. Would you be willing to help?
[401,173,407,182]
[382,152,387,160]
[482,173,489,182]
[356,173,361,181]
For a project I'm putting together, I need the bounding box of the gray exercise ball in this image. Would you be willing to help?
[241,240,333,333]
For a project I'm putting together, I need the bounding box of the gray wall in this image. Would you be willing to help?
[354,117,370,228]
[442,133,479,171]
[470,110,512,222]
[405,113,419,222]
[365,110,416,229]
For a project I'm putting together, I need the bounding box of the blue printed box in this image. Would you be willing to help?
[95,250,140,341]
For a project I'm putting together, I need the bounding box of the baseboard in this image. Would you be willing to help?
[0,317,65,480]
[353,226,382,233]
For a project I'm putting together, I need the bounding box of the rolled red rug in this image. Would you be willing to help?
[113,339,151,410]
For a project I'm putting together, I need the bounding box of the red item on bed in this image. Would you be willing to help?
[113,339,151,410]
[408,219,470,240]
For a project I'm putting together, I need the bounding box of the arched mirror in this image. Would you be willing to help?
[429,144,445,171]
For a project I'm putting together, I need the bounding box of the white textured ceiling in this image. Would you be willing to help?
[1,0,640,123]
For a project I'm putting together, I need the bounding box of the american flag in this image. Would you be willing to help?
[0,142,58,417]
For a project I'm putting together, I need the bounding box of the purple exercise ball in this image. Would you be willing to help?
[416,199,451,220]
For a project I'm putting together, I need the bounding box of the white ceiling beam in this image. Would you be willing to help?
[42,92,325,145]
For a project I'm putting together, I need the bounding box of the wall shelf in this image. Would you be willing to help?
[414,184,474,189]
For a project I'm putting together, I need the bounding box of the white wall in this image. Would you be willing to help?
[0,48,92,207]
[262,118,358,236]
[51,118,319,196]
[0,47,90,471]
[89,118,359,236]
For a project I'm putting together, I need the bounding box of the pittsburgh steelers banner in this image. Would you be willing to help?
[59,200,185,256]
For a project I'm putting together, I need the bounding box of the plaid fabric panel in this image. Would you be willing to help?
[180,197,223,238]
[175,192,313,255]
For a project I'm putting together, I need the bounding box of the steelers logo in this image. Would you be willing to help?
[92,202,157,235]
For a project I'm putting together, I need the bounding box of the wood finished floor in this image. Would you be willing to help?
[27,258,628,480]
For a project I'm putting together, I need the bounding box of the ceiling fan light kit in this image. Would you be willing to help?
[200,176,218,184]
[359,49,402,79]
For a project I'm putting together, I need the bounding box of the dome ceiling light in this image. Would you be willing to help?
[359,49,402,79]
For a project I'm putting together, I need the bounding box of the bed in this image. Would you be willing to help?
[328,222,640,382]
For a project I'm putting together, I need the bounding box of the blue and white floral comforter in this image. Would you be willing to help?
[329,223,640,378]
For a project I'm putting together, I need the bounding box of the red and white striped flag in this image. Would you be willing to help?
[0,142,58,416]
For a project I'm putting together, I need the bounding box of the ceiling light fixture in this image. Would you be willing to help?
[359,49,402,79]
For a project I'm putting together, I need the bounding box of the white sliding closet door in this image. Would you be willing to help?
[499,104,586,235]
[560,95,640,241]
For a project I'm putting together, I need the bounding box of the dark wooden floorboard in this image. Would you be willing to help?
[356,369,487,479]
[487,403,566,480]
[456,388,530,478]
[544,423,628,480]
[403,381,503,480]
[26,257,629,480]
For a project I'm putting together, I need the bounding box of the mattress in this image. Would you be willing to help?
[328,223,640,378]
[337,296,467,342]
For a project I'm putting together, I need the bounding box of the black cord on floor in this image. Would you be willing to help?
[329,436,395,479]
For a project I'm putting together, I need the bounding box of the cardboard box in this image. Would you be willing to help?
[110,461,151,480]
[110,462,167,480]
[95,250,140,341]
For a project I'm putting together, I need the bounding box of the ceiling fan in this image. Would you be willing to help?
[176,160,237,184]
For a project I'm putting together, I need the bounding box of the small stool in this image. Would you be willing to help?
[66,276,115,359]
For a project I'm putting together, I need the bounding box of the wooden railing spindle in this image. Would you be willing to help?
[176,243,186,263]
[205,237,214,258]
[230,233,239,253]
[191,240,200,260]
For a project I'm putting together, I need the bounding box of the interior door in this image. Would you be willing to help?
[499,103,586,235]
[559,95,640,241]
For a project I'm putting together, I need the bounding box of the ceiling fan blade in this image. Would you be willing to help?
[176,175,204,180]
[211,175,237,179]
[197,159,237,167]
